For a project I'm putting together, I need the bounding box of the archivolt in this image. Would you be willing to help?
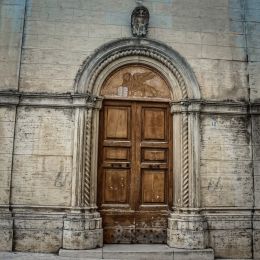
[74,38,200,101]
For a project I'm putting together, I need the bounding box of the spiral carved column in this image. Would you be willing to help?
[83,108,93,207]
[182,112,189,207]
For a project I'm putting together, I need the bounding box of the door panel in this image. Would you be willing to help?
[142,170,165,204]
[104,147,129,161]
[105,106,130,139]
[142,148,167,162]
[142,108,166,140]
[104,169,129,203]
[98,100,172,244]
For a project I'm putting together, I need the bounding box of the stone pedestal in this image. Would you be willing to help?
[167,210,208,249]
[62,211,103,250]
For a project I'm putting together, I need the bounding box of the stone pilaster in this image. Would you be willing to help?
[167,101,208,249]
[62,96,103,250]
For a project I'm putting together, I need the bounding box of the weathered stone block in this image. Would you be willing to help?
[0,212,13,251]
[13,213,63,253]
[63,213,103,250]
[11,107,73,206]
[0,107,15,205]
[14,229,62,253]
[167,229,208,250]
[167,213,208,249]
[208,229,252,258]
[0,1,25,91]
[62,229,103,250]
[253,212,260,258]
[254,230,260,258]
[59,248,103,258]
[173,248,214,260]
[206,214,252,230]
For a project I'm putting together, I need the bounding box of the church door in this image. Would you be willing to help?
[98,99,173,243]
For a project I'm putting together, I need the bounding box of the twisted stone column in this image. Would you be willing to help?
[83,108,93,207]
[181,111,189,207]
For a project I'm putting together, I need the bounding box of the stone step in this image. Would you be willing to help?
[59,245,214,260]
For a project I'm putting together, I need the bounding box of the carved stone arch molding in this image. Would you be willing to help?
[64,38,207,250]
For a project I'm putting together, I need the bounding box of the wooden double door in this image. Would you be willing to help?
[98,100,173,244]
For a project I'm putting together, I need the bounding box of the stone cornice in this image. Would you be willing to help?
[171,99,249,114]
[0,91,99,108]
[1,91,260,114]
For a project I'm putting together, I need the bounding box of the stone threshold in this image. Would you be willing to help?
[59,244,214,260]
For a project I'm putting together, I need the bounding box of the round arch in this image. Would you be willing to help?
[74,38,200,101]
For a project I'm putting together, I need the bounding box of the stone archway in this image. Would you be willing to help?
[63,38,207,250]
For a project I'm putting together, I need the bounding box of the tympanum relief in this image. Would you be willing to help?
[100,65,171,99]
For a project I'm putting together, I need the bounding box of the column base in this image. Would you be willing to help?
[167,210,208,249]
[62,211,103,250]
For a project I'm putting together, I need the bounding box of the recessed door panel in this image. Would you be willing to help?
[98,100,172,244]
[142,170,165,204]
[142,108,166,141]
[105,106,130,139]
[104,169,129,203]
[142,148,167,162]
[104,147,130,161]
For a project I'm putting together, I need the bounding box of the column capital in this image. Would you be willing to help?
[170,100,201,113]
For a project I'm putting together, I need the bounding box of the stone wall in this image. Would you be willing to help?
[246,0,260,258]
[11,107,73,206]
[0,0,259,258]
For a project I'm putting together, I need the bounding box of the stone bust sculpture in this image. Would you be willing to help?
[131,6,149,37]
